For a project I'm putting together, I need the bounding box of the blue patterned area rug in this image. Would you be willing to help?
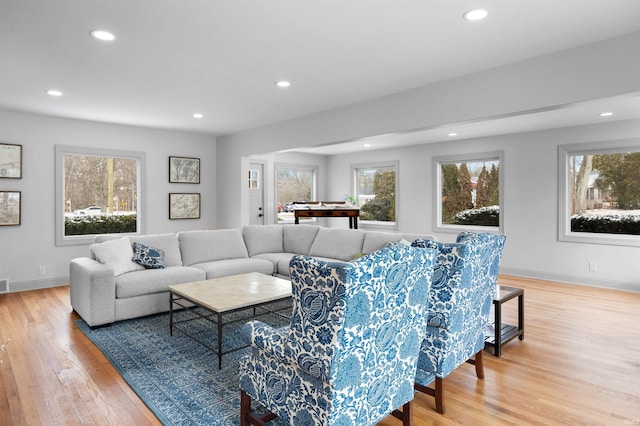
[76,306,290,426]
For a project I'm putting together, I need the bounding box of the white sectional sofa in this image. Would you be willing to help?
[70,224,436,327]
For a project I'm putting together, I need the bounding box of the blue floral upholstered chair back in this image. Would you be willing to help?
[411,231,506,414]
[239,244,436,426]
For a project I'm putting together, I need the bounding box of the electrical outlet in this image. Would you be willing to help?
[588,262,597,272]
[38,266,46,275]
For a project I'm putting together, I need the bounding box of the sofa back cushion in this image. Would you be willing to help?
[283,224,320,255]
[130,233,183,267]
[308,227,366,261]
[242,225,284,256]
[178,229,249,265]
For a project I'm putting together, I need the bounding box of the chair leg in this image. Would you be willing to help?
[434,377,445,414]
[391,401,413,426]
[240,390,278,426]
[475,349,485,379]
[240,390,251,426]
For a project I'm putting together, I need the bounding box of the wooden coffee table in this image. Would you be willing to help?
[169,272,292,368]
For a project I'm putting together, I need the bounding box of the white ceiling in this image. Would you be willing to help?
[2,0,640,147]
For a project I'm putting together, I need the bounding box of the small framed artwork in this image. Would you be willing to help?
[0,143,22,179]
[0,191,21,226]
[169,193,201,219]
[169,156,200,184]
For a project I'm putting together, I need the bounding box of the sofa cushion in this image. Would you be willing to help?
[252,252,297,274]
[243,225,284,256]
[362,231,407,254]
[362,231,437,253]
[179,229,249,266]
[191,258,274,279]
[90,237,144,276]
[129,233,183,267]
[115,266,206,298]
[132,242,165,269]
[283,224,320,255]
[308,227,366,261]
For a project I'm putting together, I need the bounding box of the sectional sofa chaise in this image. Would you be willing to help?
[70,224,436,327]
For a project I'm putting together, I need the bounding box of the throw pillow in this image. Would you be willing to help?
[90,237,144,276]
[132,242,165,269]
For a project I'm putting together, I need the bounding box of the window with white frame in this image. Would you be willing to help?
[434,152,502,232]
[55,145,145,246]
[558,140,640,246]
[352,162,398,225]
[275,163,317,223]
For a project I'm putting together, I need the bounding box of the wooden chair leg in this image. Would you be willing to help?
[414,379,444,414]
[240,390,251,426]
[434,377,445,414]
[391,400,413,426]
[475,349,485,379]
[240,390,278,426]
[403,401,413,426]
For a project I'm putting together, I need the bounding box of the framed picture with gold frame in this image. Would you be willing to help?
[0,143,22,179]
[0,191,21,226]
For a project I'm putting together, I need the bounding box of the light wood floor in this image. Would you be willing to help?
[1,276,639,425]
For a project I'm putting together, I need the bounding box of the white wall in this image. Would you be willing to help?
[325,119,640,291]
[216,31,640,291]
[0,110,216,291]
[217,31,640,228]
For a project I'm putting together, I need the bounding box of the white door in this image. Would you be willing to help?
[248,163,264,225]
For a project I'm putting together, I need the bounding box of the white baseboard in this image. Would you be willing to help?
[500,267,640,293]
[7,276,69,293]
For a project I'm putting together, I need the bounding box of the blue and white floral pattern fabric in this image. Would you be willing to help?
[131,242,165,269]
[411,232,506,381]
[239,244,436,425]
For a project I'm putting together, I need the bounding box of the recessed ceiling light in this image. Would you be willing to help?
[275,81,291,88]
[90,30,116,41]
[463,9,488,21]
[363,143,371,148]
[599,112,614,117]
[448,132,458,137]
[46,90,63,97]
[193,113,204,119]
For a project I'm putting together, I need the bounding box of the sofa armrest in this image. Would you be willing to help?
[69,257,116,327]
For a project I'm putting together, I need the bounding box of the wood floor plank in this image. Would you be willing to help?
[1,276,639,425]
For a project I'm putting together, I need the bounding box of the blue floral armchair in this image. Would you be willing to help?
[411,232,506,414]
[239,244,436,426]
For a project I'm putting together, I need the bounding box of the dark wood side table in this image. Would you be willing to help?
[485,285,524,356]
[294,208,360,229]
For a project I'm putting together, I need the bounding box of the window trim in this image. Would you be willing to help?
[55,145,146,246]
[558,139,640,247]
[351,160,399,228]
[433,151,503,234]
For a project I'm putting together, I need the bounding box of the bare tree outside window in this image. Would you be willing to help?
[568,152,640,235]
[276,164,316,223]
[56,146,143,245]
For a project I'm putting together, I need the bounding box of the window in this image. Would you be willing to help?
[434,152,502,232]
[275,163,317,223]
[559,140,640,246]
[55,145,146,246]
[352,162,398,226]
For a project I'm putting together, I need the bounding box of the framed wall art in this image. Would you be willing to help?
[0,143,22,179]
[0,191,21,226]
[169,156,200,184]
[169,193,201,219]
